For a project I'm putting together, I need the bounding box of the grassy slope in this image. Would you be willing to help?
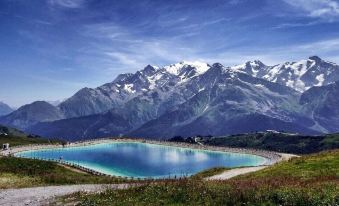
[204,132,339,154]
[0,135,59,147]
[0,157,129,189]
[0,124,60,147]
[191,167,229,179]
[62,150,339,206]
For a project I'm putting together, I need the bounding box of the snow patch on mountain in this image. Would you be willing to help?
[315,74,325,86]
[123,84,135,93]
[147,72,164,90]
[164,61,209,75]
[232,56,339,92]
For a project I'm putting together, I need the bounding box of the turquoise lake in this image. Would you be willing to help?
[15,142,267,179]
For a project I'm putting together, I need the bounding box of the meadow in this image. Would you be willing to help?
[203,132,339,154]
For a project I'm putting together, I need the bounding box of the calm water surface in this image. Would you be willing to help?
[15,142,267,178]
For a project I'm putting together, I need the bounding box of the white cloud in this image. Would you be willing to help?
[198,37,339,66]
[272,21,321,29]
[105,52,139,68]
[228,0,246,5]
[79,22,203,71]
[283,0,339,19]
[78,17,339,72]
[296,37,339,52]
[48,0,85,8]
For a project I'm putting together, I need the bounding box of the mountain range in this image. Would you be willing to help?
[1,56,338,140]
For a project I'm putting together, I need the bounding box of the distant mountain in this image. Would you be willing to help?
[0,102,13,116]
[232,56,339,92]
[0,101,64,130]
[3,57,339,140]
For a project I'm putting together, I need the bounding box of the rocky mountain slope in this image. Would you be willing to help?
[59,62,210,118]
[128,64,317,139]
[0,101,64,130]
[232,56,339,92]
[2,57,339,140]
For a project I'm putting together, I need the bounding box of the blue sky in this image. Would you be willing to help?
[1,0,339,107]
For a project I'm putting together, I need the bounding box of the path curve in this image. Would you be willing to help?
[205,166,268,180]
[206,153,298,180]
[0,184,129,206]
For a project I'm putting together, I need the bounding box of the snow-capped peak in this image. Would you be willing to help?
[164,61,210,75]
[227,56,339,93]
[231,60,265,69]
[230,60,267,77]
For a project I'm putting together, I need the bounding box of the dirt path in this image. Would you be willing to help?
[0,184,129,206]
[57,163,89,174]
[205,166,268,180]
[206,153,298,181]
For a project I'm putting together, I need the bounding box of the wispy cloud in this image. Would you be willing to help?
[48,0,86,8]
[228,0,246,5]
[197,37,339,66]
[79,22,204,71]
[105,52,140,68]
[173,17,230,31]
[79,17,339,71]
[11,14,53,26]
[283,0,339,20]
[296,37,339,52]
[272,20,321,29]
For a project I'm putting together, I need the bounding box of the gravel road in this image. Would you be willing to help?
[205,166,268,180]
[206,153,297,181]
[0,184,129,206]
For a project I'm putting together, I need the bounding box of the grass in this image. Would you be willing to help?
[191,167,228,179]
[0,134,60,147]
[61,150,339,206]
[0,124,61,147]
[237,150,338,180]
[204,132,339,154]
[0,156,130,189]
[322,134,339,150]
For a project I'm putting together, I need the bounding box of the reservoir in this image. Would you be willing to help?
[15,142,267,179]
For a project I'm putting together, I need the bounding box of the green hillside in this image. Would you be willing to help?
[172,132,339,154]
[205,132,339,154]
[0,124,60,147]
